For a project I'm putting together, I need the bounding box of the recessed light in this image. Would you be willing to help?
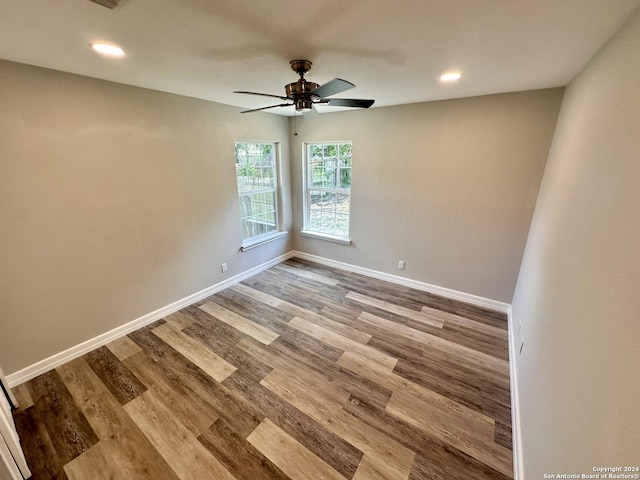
[440,72,462,82]
[90,42,125,57]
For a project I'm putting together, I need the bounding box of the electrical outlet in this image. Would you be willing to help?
[221,263,228,273]
[398,260,405,270]
[519,338,525,355]
[517,320,522,334]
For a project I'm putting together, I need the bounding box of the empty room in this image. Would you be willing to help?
[1,1,639,479]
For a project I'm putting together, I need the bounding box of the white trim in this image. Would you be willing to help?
[6,251,294,388]
[241,230,288,251]
[300,230,352,245]
[0,366,17,408]
[6,249,511,388]
[508,306,524,480]
[0,392,30,479]
[290,250,510,313]
[0,435,25,480]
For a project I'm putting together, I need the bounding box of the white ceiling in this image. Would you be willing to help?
[1,0,639,116]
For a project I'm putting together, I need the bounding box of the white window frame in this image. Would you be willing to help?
[234,140,287,251]
[301,141,353,245]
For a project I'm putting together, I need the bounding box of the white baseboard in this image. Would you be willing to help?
[290,251,510,313]
[7,249,510,389]
[6,251,294,388]
[508,306,524,480]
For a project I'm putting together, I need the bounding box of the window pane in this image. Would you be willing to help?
[323,144,337,157]
[339,143,352,159]
[335,193,350,237]
[310,158,337,188]
[324,158,337,188]
[310,159,324,188]
[339,165,351,188]
[236,142,275,193]
[339,145,351,188]
[239,191,277,238]
[308,190,350,237]
[309,144,323,158]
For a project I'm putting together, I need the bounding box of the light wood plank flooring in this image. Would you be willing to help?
[12,258,513,479]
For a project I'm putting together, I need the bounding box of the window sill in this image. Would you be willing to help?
[300,230,352,245]
[241,231,288,252]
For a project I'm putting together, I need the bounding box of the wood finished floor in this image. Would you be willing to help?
[12,258,513,479]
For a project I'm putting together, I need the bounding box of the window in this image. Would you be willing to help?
[302,142,352,243]
[234,141,284,249]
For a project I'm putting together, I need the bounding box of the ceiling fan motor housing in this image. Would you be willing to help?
[285,80,319,111]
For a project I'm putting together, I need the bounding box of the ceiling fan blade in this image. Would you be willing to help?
[88,0,119,8]
[310,78,355,99]
[240,103,292,113]
[234,91,291,101]
[324,98,375,108]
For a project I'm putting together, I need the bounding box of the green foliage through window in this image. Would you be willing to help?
[305,142,352,238]
[234,142,279,240]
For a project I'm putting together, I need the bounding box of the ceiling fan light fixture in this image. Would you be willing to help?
[440,72,463,82]
[295,100,313,112]
[90,42,125,57]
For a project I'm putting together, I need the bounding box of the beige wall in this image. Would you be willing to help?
[0,60,291,373]
[511,6,640,476]
[290,90,563,303]
[0,59,565,379]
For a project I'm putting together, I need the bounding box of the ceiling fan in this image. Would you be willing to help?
[234,60,375,114]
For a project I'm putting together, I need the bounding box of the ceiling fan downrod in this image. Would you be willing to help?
[286,60,317,111]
